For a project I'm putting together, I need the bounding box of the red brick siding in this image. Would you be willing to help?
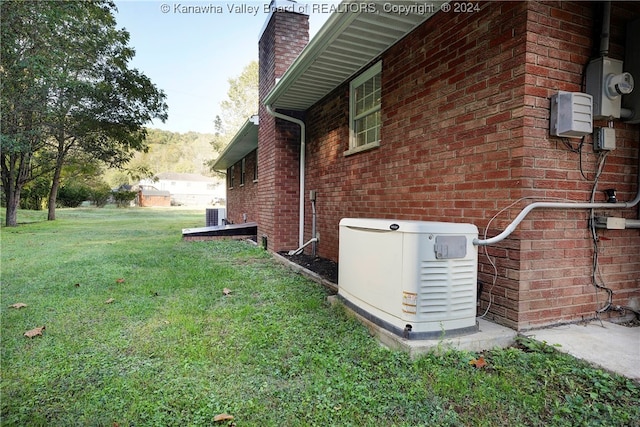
[302,1,639,329]
[517,1,640,328]
[257,11,309,252]
[138,192,171,207]
[226,150,259,224]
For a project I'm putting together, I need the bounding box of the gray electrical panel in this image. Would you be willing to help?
[435,236,468,259]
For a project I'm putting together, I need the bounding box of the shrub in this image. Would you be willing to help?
[112,190,137,207]
[57,184,91,208]
[20,177,50,210]
[89,184,112,208]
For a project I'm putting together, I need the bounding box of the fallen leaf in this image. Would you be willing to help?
[9,303,27,309]
[469,356,487,369]
[24,326,45,338]
[116,278,125,283]
[105,298,115,304]
[223,288,232,296]
[213,413,234,422]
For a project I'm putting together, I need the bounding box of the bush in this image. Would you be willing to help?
[57,184,91,208]
[20,177,50,210]
[89,184,112,208]
[112,190,137,207]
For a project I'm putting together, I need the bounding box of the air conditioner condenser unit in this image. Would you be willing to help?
[338,218,479,340]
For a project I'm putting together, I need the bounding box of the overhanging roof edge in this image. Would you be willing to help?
[263,0,440,111]
[211,115,259,171]
[262,1,362,109]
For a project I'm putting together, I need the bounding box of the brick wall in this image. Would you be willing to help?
[303,1,639,329]
[225,150,259,224]
[517,1,640,328]
[257,10,309,252]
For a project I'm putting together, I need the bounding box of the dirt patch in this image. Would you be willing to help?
[277,251,338,284]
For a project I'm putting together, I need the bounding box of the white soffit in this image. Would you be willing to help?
[264,0,445,110]
[212,115,259,170]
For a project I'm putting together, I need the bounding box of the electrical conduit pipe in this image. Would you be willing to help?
[474,152,640,246]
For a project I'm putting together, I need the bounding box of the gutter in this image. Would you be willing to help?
[265,104,306,248]
[262,3,362,109]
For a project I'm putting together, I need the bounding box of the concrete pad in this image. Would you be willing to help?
[328,296,517,358]
[525,321,640,382]
[278,253,639,381]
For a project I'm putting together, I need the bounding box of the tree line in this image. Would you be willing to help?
[1,0,167,226]
[1,0,259,225]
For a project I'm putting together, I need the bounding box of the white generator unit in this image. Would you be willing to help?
[338,218,479,340]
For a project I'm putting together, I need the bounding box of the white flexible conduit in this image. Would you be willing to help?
[265,104,306,248]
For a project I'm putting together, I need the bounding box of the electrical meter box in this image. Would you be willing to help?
[586,57,634,119]
[550,91,593,138]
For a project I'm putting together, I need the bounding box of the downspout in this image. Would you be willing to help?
[265,104,306,248]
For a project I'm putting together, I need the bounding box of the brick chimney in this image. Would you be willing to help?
[257,1,309,252]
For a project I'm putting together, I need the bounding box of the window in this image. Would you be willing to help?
[346,61,381,155]
[228,165,235,189]
[240,158,246,186]
[253,151,258,182]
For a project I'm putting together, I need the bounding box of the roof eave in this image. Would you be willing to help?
[262,2,362,109]
[211,115,259,171]
[263,0,444,111]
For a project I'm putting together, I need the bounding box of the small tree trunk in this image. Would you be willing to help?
[3,151,31,227]
[47,133,67,221]
[5,187,21,227]
[47,173,61,220]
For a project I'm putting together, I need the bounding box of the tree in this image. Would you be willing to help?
[1,0,54,226]
[209,61,258,156]
[0,0,168,225]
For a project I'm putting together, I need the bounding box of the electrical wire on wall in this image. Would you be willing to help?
[478,158,617,321]
[589,150,614,316]
[479,196,573,318]
[562,129,619,318]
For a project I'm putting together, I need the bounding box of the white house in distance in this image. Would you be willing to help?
[140,172,225,207]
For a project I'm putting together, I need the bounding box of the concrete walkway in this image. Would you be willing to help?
[525,320,640,382]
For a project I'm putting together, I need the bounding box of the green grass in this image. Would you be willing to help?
[2,207,639,426]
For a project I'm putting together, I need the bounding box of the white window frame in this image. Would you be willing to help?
[240,158,246,186]
[228,165,235,189]
[345,61,382,156]
[253,151,258,182]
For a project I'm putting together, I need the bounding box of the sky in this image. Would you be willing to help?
[114,0,339,134]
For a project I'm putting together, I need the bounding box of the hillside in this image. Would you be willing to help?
[103,128,221,187]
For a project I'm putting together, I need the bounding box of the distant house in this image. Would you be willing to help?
[140,172,225,207]
[213,1,640,331]
[136,186,171,207]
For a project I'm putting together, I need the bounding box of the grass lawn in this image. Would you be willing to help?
[1,207,639,426]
